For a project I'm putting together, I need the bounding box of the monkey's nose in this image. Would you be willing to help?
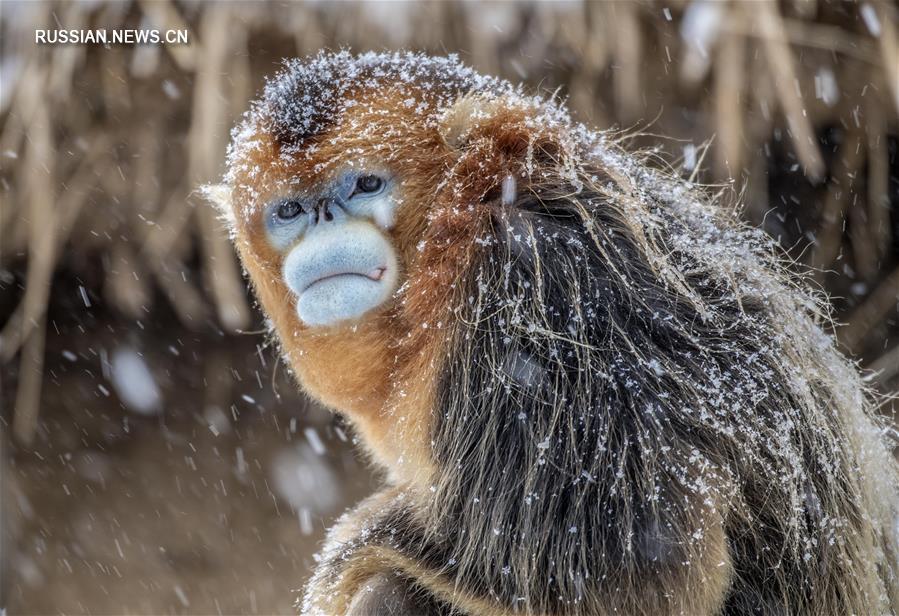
[311,198,344,225]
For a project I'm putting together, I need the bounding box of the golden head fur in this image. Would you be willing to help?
[213,51,899,615]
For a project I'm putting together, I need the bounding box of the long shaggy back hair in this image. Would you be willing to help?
[421,113,899,613]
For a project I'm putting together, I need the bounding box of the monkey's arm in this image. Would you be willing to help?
[304,487,733,616]
[302,489,452,616]
[346,572,444,616]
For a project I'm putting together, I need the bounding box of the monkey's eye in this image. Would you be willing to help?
[275,199,304,222]
[354,175,384,195]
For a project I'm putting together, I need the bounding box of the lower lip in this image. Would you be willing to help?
[304,268,386,292]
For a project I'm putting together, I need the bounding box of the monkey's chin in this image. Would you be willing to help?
[295,273,394,327]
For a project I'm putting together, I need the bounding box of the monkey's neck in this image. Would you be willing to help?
[290,321,391,416]
[288,320,437,486]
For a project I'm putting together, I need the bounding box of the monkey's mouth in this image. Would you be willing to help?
[282,224,399,328]
[292,263,396,327]
[302,267,387,292]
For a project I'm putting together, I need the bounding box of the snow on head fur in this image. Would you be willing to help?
[219,52,899,615]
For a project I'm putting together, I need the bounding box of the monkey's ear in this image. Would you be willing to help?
[199,183,237,229]
[438,95,505,150]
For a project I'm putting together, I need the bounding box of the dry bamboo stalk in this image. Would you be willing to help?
[0,107,24,174]
[4,211,30,259]
[291,4,326,56]
[133,124,162,219]
[8,96,55,444]
[0,1,49,112]
[3,96,56,357]
[0,55,44,159]
[127,122,163,303]
[807,128,865,278]
[189,5,229,177]
[554,3,588,56]
[342,3,365,49]
[100,46,131,115]
[748,38,776,145]
[105,242,151,318]
[679,0,725,86]
[742,44,778,223]
[11,307,46,446]
[130,39,160,79]
[570,79,610,128]
[441,1,471,54]
[189,7,251,332]
[568,2,605,122]
[849,182,878,283]
[792,0,817,19]
[583,1,610,74]
[537,3,559,43]
[228,23,252,119]
[196,202,252,331]
[866,91,891,261]
[47,2,85,100]
[754,0,825,180]
[838,264,899,353]
[743,139,771,226]
[714,29,745,177]
[873,2,899,116]
[97,165,133,242]
[612,2,643,123]
[465,3,500,80]
[0,184,20,251]
[136,0,196,72]
[867,341,899,384]
[723,18,880,64]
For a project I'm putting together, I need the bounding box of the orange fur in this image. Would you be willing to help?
[227,87,485,484]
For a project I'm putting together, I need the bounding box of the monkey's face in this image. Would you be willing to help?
[222,93,444,339]
[219,95,450,443]
[219,68,460,338]
[262,168,400,327]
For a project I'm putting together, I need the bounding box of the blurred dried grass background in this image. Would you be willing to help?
[0,1,898,613]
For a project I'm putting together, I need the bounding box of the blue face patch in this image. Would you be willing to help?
[264,170,396,252]
[340,171,397,230]
[283,219,399,326]
[266,198,310,251]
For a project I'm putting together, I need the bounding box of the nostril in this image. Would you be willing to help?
[311,199,336,224]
